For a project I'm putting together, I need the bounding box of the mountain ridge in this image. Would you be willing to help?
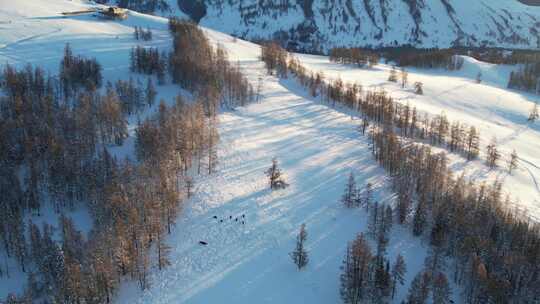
[177,0,540,52]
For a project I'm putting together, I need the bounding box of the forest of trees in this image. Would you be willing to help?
[328,46,540,95]
[384,47,464,70]
[467,49,540,65]
[262,42,540,303]
[0,20,253,303]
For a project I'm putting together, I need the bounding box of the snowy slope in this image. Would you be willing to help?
[180,0,540,51]
[116,30,442,303]
[295,52,540,219]
[0,1,436,302]
[0,0,538,302]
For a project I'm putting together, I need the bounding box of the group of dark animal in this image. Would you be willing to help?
[213,214,245,225]
[199,214,246,246]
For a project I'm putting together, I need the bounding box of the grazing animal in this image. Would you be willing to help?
[235,218,238,222]
[213,215,218,219]
[229,215,232,219]
[242,214,245,218]
[219,219,223,223]
[241,221,245,225]
[199,241,208,245]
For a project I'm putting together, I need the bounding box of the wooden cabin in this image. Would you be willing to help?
[99,6,128,20]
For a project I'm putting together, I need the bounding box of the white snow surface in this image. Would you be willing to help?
[0,0,537,302]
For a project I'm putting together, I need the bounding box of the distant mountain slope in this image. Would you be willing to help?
[519,0,540,6]
[177,0,540,52]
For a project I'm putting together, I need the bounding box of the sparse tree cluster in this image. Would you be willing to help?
[168,18,254,108]
[60,44,102,98]
[469,48,540,65]
[329,47,379,68]
[340,233,407,303]
[261,42,289,77]
[508,62,540,94]
[134,26,153,41]
[130,46,166,83]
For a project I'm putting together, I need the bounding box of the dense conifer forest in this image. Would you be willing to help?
[0,19,253,303]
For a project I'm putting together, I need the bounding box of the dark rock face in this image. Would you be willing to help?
[518,0,540,6]
[178,0,207,23]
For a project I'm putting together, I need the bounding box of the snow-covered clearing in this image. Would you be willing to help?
[296,53,540,219]
[0,0,536,302]
[117,32,435,303]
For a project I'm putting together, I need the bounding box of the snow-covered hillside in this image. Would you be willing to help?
[180,0,540,51]
[1,0,539,303]
[295,53,540,219]
[113,29,449,303]
[0,0,176,297]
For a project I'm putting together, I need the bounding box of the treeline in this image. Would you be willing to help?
[508,61,540,94]
[114,77,157,115]
[468,48,540,65]
[60,44,102,98]
[329,47,380,68]
[168,18,254,108]
[264,43,482,161]
[260,42,289,78]
[134,26,152,41]
[262,43,540,302]
[330,47,539,69]
[328,46,463,70]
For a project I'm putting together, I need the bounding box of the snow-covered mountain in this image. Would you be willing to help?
[178,0,540,51]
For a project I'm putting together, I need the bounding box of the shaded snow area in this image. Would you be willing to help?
[117,39,435,303]
[296,53,540,220]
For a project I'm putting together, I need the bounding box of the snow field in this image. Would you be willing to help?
[295,53,540,219]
